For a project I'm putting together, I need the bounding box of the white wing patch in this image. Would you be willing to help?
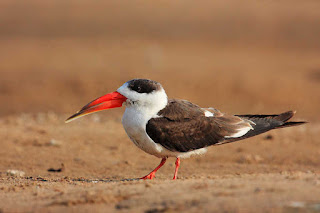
[202,107,221,117]
[224,126,252,138]
[204,110,214,117]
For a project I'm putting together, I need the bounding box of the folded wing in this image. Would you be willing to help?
[146,99,254,152]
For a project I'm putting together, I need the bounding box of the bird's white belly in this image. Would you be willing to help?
[121,107,207,158]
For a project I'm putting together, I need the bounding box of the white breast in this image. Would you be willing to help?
[122,107,164,157]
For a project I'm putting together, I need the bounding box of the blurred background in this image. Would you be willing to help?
[1,0,319,120]
[1,3,320,211]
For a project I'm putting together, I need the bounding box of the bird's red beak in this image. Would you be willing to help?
[65,91,127,123]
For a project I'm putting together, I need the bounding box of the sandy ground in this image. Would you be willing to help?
[0,114,319,212]
[1,1,320,212]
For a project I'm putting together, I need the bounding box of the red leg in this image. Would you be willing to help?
[140,157,167,180]
[173,158,180,180]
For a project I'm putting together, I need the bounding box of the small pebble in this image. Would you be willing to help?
[288,201,305,208]
[48,139,62,147]
[264,135,273,140]
[6,170,25,177]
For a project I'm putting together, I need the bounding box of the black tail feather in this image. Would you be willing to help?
[275,121,307,129]
[236,110,295,122]
[214,111,306,146]
[274,110,295,122]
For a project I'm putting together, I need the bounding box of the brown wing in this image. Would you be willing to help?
[146,99,253,152]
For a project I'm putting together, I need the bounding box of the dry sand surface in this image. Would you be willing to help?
[1,1,320,212]
[0,114,320,212]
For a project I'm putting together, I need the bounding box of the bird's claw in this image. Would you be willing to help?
[140,172,156,180]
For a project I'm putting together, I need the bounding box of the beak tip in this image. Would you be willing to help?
[65,113,79,123]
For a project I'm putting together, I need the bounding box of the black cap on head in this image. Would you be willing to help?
[127,79,161,94]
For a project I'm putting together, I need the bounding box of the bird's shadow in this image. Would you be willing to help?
[25,176,141,183]
[71,177,141,183]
